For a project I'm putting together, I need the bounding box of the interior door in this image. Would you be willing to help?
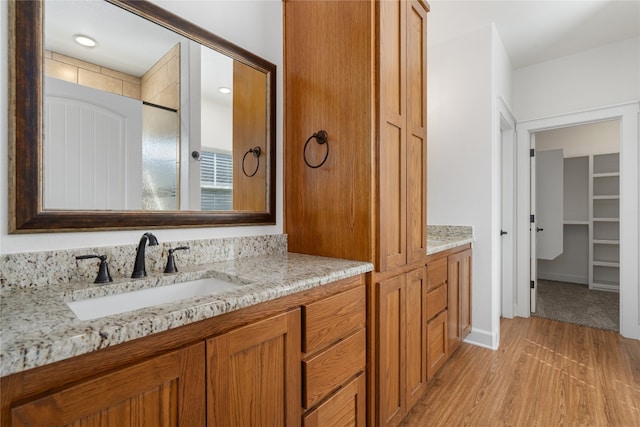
[536,149,564,259]
[44,77,142,210]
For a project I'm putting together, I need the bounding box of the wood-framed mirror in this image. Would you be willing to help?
[8,0,276,232]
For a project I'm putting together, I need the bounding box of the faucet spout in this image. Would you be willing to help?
[131,232,159,278]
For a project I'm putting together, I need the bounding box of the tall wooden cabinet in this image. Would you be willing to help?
[284,1,429,425]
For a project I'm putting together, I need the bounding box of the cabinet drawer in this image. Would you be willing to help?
[303,328,366,409]
[426,257,447,290]
[426,283,447,321]
[427,310,448,379]
[302,284,365,354]
[303,372,366,427]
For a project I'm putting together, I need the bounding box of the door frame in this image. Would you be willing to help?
[499,97,516,318]
[515,102,639,339]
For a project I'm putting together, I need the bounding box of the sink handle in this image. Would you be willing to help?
[164,246,190,274]
[76,254,113,284]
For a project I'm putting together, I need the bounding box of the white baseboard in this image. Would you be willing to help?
[537,272,588,285]
[464,328,498,350]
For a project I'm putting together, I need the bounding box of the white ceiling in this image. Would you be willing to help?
[427,0,640,69]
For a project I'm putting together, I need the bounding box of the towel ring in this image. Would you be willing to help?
[242,146,261,177]
[303,130,329,169]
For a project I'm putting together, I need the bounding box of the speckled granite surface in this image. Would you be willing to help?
[0,252,373,377]
[427,225,474,255]
[1,234,287,289]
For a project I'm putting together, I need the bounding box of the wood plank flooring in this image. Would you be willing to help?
[401,317,640,426]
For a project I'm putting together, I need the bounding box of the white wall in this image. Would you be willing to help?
[428,23,512,349]
[0,0,284,254]
[513,37,640,120]
[535,120,620,157]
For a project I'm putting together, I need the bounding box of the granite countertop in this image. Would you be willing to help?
[0,253,373,377]
[427,225,474,255]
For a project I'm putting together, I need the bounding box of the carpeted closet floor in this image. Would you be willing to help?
[533,279,619,332]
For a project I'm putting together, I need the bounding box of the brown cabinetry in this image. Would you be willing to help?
[10,343,205,427]
[207,310,301,426]
[2,276,366,427]
[284,0,429,424]
[376,267,427,427]
[301,284,367,425]
[448,248,473,354]
[425,245,473,378]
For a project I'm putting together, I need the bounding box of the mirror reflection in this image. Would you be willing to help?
[43,0,268,212]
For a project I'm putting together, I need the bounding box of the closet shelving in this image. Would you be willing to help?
[590,153,620,292]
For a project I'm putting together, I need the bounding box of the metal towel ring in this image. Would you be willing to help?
[242,146,262,177]
[303,130,329,169]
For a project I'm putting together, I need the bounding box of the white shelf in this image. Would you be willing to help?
[593,239,620,245]
[593,260,620,268]
[589,152,620,291]
[593,172,619,178]
[563,220,589,225]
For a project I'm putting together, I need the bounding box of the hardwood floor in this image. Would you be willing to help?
[401,317,640,426]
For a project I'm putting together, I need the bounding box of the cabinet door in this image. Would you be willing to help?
[405,267,427,410]
[207,310,301,426]
[447,253,462,354]
[459,249,473,339]
[11,343,205,427]
[377,275,406,427]
[448,249,473,353]
[406,0,428,265]
[303,373,366,427]
[378,0,408,272]
[426,310,448,379]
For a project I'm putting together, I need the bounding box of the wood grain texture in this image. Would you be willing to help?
[426,257,447,291]
[426,310,448,380]
[405,267,427,410]
[447,253,462,354]
[11,343,205,427]
[426,283,447,321]
[284,0,374,262]
[233,60,267,211]
[207,309,301,427]
[302,285,366,354]
[303,373,367,427]
[303,329,366,410]
[376,274,406,427]
[402,317,640,427]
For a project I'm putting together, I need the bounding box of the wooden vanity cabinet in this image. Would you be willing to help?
[10,343,205,427]
[2,275,366,427]
[207,309,301,426]
[376,267,427,427]
[284,0,429,424]
[424,245,473,378]
[301,284,367,426]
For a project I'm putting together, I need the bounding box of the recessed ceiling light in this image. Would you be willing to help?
[73,34,96,47]
[218,87,232,94]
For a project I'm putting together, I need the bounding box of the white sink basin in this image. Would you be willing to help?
[67,277,239,320]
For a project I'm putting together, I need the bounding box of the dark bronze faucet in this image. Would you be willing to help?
[131,232,159,278]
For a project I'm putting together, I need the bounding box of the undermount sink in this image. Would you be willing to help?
[67,277,239,321]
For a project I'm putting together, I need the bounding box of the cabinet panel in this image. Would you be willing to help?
[377,275,405,427]
[405,267,427,410]
[207,310,301,427]
[303,373,366,427]
[459,249,473,339]
[426,257,447,291]
[447,254,461,354]
[11,343,205,427]
[426,283,447,321]
[406,0,427,265]
[303,329,366,409]
[427,310,448,379]
[302,279,366,354]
